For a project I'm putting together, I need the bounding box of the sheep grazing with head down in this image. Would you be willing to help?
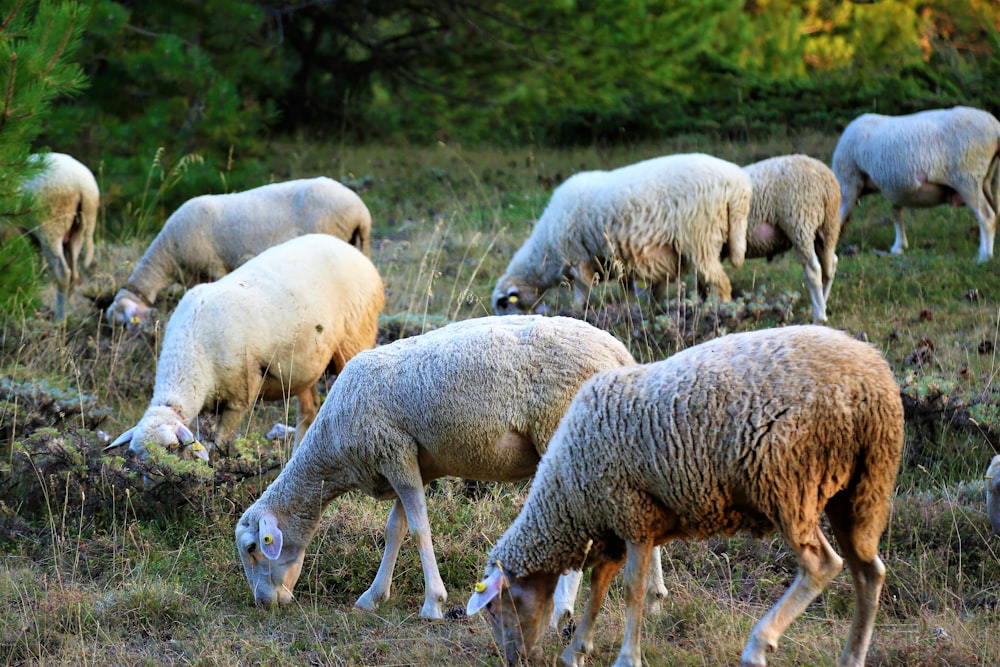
[467,325,905,667]
[19,152,100,320]
[234,315,668,624]
[832,106,1000,263]
[107,234,383,460]
[987,454,1000,535]
[492,153,751,314]
[742,154,842,323]
[106,176,372,327]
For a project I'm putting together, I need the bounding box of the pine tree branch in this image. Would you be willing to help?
[43,13,78,78]
[0,53,17,132]
[0,0,25,33]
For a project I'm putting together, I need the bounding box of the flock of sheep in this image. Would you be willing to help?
[16,104,1000,667]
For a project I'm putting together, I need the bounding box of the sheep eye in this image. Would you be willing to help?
[247,543,257,555]
[497,297,508,308]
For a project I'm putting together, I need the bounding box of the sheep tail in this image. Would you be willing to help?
[987,140,1000,216]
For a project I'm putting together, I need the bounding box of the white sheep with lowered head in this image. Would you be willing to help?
[234,315,667,624]
[467,325,905,667]
[832,105,1000,262]
[492,153,752,313]
[107,234,384,460]
[742,154,842,323]
[19,152,100,320]
[986,454,1000,535]
[106,176,372,327]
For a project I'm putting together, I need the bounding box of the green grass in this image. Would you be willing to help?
[2,134,1000,666]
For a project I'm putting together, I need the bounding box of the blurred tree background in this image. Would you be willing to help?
[9,0,1000,230]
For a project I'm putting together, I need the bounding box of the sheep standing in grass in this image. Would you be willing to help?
[467,325,905,667]
[987,454,1000,535]
[234,315,667,624]
[832,106,1000,262]
[492,153,751,314]
[106,177,372,327]
[743,154,842,323]
[107,234,383,459]
[20,152,100,320]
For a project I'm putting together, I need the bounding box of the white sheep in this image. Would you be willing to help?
[467,325,905,667]
[832,106,1000,262]
[492,153,752,313]
[743,154,842,323]
[20,152,100,320]
[107,234,384,459]
[987,454,1000,535]
[106,177,372,327]
[234,315,667,624]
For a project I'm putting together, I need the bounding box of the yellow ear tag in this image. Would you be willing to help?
[636,279,647,289]
[130,316,140,324]
[474,581,486,593]
[191,441,205,452]
[507,295,518,304]
[263,534,273,546]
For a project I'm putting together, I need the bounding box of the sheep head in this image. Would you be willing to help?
[104,406,208,461]
[492,281,545,316]
[106,288,152,328]
[987,454,1000,535]
[235,508,305,606]
[467,566,557,664]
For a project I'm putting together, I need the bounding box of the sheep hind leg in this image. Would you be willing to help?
[610,540,655,667]
[740,528,843,667]
[293,384,321,447]
[562,556,623,667]
[355,498,408,612]
[550,570,583,629]
[825,499,887,667]
[645,545,668,613]
[800,250,827,324]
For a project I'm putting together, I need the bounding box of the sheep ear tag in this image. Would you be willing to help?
[466,569,506,616]
[259,513,283,560]
[175,424,208,461]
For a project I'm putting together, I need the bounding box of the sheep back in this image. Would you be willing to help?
[490,325,904,576]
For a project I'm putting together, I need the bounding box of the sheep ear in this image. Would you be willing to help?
[104,427,135,451]
[259,512,283,560]
[466,568,506,616]
[174,424,209,461]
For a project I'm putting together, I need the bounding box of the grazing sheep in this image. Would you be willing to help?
[832,106,1000,262]
[106,177,372,327]
[20,152,100,320]
[987,454,1000,535]
[743,154,842,323]
[492,153,752,313]
[467,325,905,667]
[107,234,383,459]
[234,315,667,624]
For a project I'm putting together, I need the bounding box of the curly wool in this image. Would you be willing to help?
[743,154,842,323]
[489,325,904,578]
[493,153,751,309]
[20,152,100,320]
[987,455,1000,535]
[107,177,372,324]
[121,234,383,457]
[832,106,1000,262]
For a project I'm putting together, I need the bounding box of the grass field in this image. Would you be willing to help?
[2,133,1000,666]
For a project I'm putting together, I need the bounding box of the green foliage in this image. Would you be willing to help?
[0,0,87,317]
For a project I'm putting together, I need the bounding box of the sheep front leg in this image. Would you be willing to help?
[355,498,408,612]
[394,483,448,620]
[562,557,622,666]
[550,570,584,629]
[611,540,654,667]
[645,545,668,613]
[890,206,908,255]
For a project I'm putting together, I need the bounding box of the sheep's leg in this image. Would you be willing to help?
[890,205,908,255]
[610,540,654,667]
[355,498,408,612]
[645,545,668,613]
[562,557,622,666]
[963,188,997,263]
[37,234,71,319]
[293,384,321,447]
[214,406,246,456]
[825,498,887,667]
[394,483,448,620]
[571,263,598,310]
[799,249,827,324]
[740,528,843,667]
[693,251,733,301]
[550,570,583,629]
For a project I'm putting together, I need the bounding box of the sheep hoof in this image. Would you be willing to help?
[266,423,296,440]
[419,599,445,620]
[354,589,386,612]
[549,606,572,631]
